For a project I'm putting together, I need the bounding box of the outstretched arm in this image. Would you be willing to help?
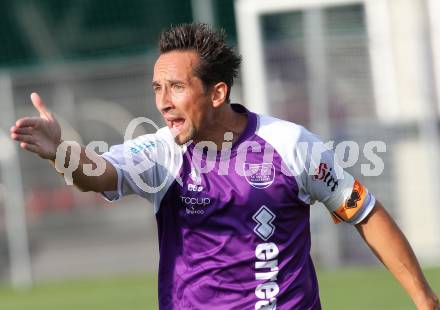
[10,92,117,192]
[356,201,439,309]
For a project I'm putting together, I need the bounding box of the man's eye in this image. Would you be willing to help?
[173,84,184,90]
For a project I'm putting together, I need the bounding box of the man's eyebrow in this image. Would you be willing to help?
[151,79,185,87]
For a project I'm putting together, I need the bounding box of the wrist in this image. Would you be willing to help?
[49,139,64,162]
[415,291,439,310]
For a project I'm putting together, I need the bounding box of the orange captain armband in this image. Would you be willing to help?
[331,180,367,224]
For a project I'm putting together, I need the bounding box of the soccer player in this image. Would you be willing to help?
[10,23,439,309]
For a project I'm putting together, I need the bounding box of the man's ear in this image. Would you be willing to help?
[211,82,228,108]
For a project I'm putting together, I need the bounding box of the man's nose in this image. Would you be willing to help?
[157,88,173,114]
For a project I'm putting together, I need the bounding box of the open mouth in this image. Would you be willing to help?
[170,118,185,134]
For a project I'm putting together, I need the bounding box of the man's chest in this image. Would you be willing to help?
[162,152,306,232]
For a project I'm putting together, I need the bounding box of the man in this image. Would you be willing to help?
[10,23,439,309]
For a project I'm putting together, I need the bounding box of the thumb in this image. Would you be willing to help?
[30,92,51,119]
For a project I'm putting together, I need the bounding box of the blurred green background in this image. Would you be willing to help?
[1,267,439,309]
[0,0,236,69]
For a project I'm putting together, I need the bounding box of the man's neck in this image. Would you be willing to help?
[195,104,248,150]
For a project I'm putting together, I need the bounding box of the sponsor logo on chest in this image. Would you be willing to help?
[180,196,211,215]
[313,162,339,192]
[252,206,279,309]
[181,168,209,215]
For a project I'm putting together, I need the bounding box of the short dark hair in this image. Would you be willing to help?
[159,23,241,102]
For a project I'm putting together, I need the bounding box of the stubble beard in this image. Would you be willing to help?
[174,125,196,145]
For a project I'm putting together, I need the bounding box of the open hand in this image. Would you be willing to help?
[10,92,62,160]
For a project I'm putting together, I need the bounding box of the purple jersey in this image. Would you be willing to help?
[102,104,375,309]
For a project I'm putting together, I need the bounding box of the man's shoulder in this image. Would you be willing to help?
[156,126,176,141]
[250,113,327,178]
[254,113,317,145]
[123,126,183,155]
[130,126,174,145]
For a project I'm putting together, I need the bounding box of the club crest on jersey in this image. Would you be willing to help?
[243,163,275,189]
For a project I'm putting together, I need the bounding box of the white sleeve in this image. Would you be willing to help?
[100,133,177,203]
[294,127,376,225]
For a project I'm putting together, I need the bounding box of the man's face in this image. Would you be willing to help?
[152,50,212,145]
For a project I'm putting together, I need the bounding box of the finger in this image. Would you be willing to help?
[11,126,33,135]
[30,92,51,119]
[11,133,36,145]
[15,117,40,128]
[20,142,39,153]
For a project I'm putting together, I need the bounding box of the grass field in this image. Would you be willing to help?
[0,267,439,309]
